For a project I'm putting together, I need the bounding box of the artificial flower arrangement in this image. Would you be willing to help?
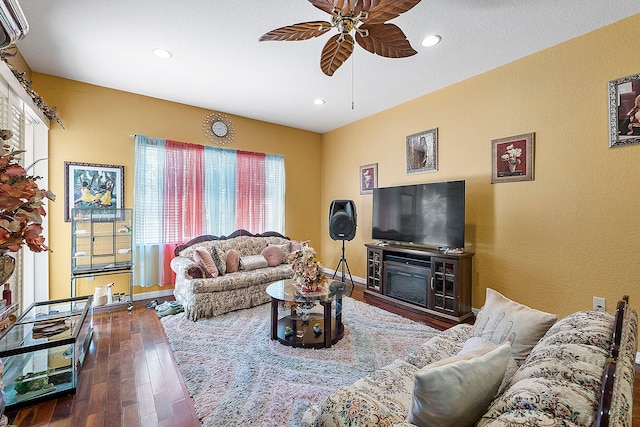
[0,131,55,253]
[289,242,327,293]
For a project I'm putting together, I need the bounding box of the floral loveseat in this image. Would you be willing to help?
[170,230,296,320]
[303,289,637,427]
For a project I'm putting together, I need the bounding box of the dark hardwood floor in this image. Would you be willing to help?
[5,300,200,427]
[4,287,640,426]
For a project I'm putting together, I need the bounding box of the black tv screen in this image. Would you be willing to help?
[372,180,465,248]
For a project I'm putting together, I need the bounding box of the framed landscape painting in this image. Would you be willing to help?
[491,133,535,184]
[64,162,124,221]
[609,72,640,148]
[406,128,438,174]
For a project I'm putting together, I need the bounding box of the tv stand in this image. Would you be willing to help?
[365,243,474,324]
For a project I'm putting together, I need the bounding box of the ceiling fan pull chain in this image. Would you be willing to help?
[351,51,355,110]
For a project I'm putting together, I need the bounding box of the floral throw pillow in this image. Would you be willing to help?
[210,245,227,276]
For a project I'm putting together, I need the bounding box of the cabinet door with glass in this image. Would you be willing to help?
[366,247,383,293]
[430,257,459,316]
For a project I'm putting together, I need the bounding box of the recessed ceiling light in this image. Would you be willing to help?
[314,99,325,105]
[421,35,442,47]
[152,48,173,59]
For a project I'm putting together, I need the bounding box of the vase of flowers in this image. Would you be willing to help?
[501,143,522,173]
[289,243,327,293]
[0,129,54,304]
[0,131,53,257]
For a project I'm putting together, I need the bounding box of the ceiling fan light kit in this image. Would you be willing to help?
[259,0,422,76]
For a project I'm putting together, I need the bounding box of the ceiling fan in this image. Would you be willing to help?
[259,0,422,76]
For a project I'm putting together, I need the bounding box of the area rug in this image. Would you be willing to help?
[160,297,440,426]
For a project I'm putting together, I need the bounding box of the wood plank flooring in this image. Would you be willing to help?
[5,301,200,427]
[4,289,640,426]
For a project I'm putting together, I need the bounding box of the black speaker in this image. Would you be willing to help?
[329,200,357,241]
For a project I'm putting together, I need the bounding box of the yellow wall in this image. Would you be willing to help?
[30,74,323,300]
[320,14,640,317]
[29,14,640,315]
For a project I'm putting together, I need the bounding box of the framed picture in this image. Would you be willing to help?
[609,72,640,148]
[64,162,124,221]
[406,128,437,174]
[491,132,535,184]
[360,163,378,194]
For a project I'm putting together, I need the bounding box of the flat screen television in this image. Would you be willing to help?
[372,180,465,248]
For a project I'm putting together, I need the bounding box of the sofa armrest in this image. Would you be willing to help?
[171,255,198,275]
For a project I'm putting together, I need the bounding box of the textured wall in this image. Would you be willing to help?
[320,14,640,317]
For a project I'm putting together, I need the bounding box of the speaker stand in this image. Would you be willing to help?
[332,239,354,287]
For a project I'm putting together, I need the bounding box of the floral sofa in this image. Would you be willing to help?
[303,289,637,427]
[170,230,296,320]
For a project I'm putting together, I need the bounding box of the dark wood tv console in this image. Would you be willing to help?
[365,243,474,324]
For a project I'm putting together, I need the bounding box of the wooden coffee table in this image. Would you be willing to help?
[266,279,346,348]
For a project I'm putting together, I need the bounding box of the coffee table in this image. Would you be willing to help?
[266,279,347,348]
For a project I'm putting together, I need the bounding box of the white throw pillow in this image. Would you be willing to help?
[458,336,495,354]
[408,342,511,427]
[471,288,557,361]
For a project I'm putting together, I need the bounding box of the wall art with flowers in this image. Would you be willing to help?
[491,132,535,183]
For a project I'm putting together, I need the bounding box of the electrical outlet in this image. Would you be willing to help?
[593,296,605,312]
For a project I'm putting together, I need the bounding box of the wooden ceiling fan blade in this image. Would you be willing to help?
[259,21,332,42]
[320,33,354,76]
[308,0,357,16]
[309,0,339,16]
[363,0,422,24]
[356,23,417,58]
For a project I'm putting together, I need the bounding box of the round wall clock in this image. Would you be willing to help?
[203,112,235,145]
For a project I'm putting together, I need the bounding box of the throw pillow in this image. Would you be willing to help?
[290,240,302,253]
[193,246,218,278]
[458,336,495,354]
[471,288,557,361]
[268,242,291,263]
[261,246,284,266]
[408,342,511,427]
[186,265,204,279]
[210,245,227,276]
[226,249,240,273]
[239,255,269,271]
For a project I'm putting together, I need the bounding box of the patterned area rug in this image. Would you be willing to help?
[161,297,439,426]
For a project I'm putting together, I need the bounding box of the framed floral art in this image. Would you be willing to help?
[491,133,535,183]
[64,162,124,221]
[359,163,377,194]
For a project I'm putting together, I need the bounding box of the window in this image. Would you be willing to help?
[133,135,285,286]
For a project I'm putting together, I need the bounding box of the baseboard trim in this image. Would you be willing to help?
[132,288,174,302]
[322,267,366,285]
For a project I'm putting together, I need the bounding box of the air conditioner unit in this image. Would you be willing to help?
[0,0,28,49]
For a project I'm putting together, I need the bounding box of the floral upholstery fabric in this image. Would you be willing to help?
[304,307,637,427]
[403,324,471,368]
[307,359,419,427]
[304,324,472,427]
[171,236,294,320]
[477,309,637,427]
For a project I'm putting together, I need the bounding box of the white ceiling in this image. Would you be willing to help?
[14,1,640,134]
